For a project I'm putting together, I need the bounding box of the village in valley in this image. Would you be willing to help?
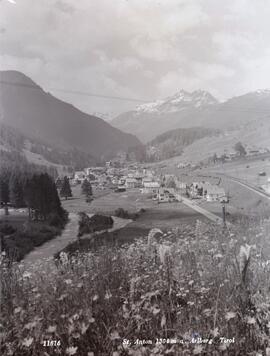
[53,140,270,230]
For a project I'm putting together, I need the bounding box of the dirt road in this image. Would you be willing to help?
[23,212,79,266]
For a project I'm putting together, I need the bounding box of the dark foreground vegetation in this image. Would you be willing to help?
[1,218,67,262]
[1,218,269,355]
[0,160,68,261]
[77,212,114,238]
[114,207,146,220]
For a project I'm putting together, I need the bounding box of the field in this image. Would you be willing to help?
[207,156,270,187]
[63,185,215,233]
[2,214,270,355]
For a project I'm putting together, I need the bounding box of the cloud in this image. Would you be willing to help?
[54,0,74,14]
[1,0,270,114]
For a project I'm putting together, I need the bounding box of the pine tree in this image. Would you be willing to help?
[0,171,10,215]
[25,173,65,220]
[81,178,93,202]
[9,174,25,208]
[55,177,63,189]
[60,176,72,200]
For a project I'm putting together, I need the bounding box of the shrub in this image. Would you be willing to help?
[114,207,129,219]
[77,212,114,237]
[1,222,63,262]
[47,212,66,228]
[114,207,144,220]
[0,224,17,235]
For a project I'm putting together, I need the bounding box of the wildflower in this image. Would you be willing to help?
[219,343,228,351]
[57,294,68,301]
[60,251,68,264]
[24,321,37,329]
[92,294,98,301]
[246,316,256,325]
[110,331,120,340]
[81,323,88,334]
[64,279,73,285]
[147,228,163,246]
[14,307,22,314]
[152,306,160,315]
[105,290,112,299]
[158,244,171,264]
[68,323,75,335]
[225,311,236,321]
[89,317,95,323]
[47,325,57,333]
[22,271,32,279]
[66,346,78,355]
[203,309,211,317]
[193,345,203,354]
[22,337,33,347]
[73,332,81,339]
[161,314,166,328]
[239,244,251,274]
[72,313,80,321]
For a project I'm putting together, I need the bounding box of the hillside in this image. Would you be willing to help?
[111,89,270,143]
[0,71,142,160]
[150,119,270,170]
[147,126,219,161]
[0,122,97,173]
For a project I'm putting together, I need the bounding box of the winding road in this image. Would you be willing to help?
[23,212,132,267]
[23,212,79,266]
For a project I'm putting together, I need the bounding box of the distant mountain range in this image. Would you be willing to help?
[111,89,270,143]
[0,71,142,165]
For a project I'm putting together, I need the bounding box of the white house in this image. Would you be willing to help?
[176,180,187,189]
[125,177,138,189]
[205,186,226,202]
[74,171,86,181]
[141,182,160,194]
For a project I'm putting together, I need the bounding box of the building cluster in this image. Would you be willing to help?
[66,165,158,191]
[186,182,226,202]
[61,163,227,204]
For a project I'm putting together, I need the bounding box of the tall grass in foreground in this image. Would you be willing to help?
[1,219,270,356]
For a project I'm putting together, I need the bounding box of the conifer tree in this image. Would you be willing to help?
[9,174,25,208]
[60,176,72,200]
[81,178,93,202]
[0,172,10,215]
[55,177,63,189]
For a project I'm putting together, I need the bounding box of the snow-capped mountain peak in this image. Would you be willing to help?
[254,89,270,96]
[135,90,218,114]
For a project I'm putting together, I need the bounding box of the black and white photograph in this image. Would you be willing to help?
[0,0,270,355]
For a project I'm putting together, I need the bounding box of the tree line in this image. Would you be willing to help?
[55,176,93,203]
[0,167,66,224]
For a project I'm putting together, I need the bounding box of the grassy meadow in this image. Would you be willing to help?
[1,217,270,356]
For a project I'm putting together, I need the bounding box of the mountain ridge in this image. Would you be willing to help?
[0,70,142,161]
[111,89,270,143]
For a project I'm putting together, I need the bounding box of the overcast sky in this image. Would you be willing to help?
[1,0,270,117]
